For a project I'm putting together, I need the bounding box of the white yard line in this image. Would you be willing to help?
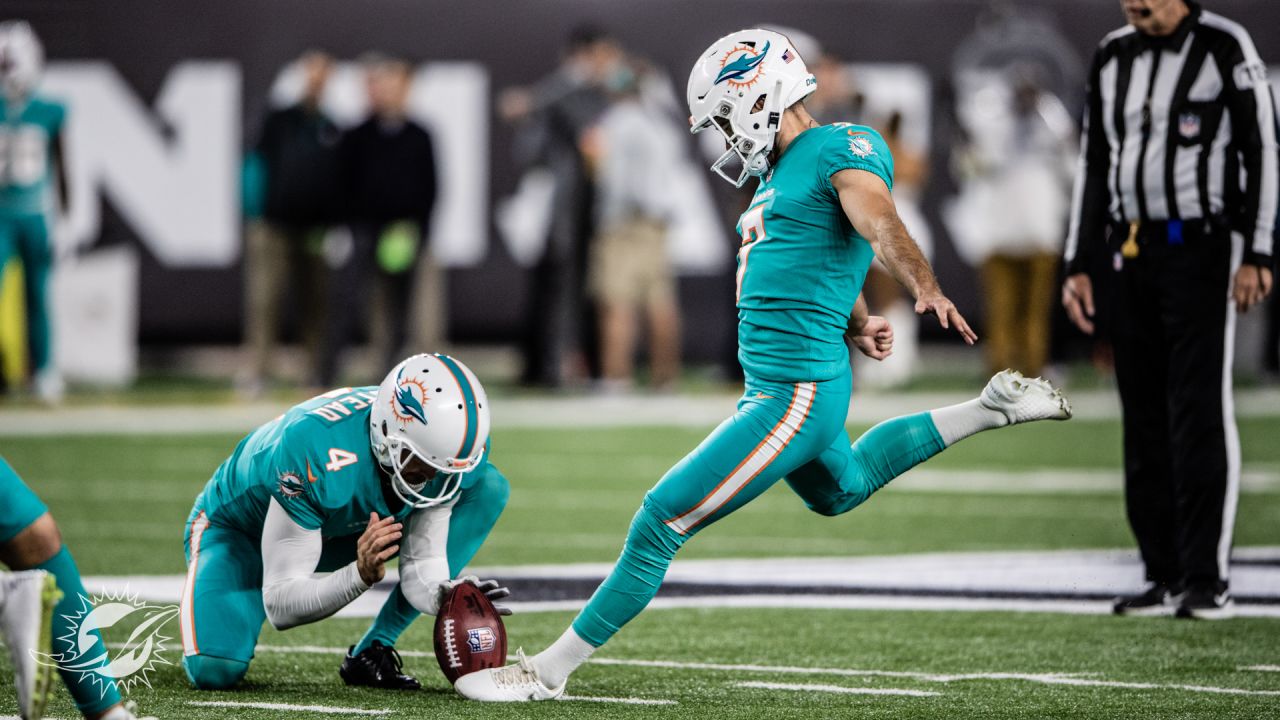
[1239,665,1280,672]
[186,700,391,715]
[736,681,940,697]
[559,695,677,705]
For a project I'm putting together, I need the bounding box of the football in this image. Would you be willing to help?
[433,580,508,684]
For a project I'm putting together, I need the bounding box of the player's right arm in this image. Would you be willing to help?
[833,169,978,345]
[259,500,401,630]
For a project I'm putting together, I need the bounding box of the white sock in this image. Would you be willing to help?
[97,705,132,720]
[531,627,595,688]
[929,398,1008,446]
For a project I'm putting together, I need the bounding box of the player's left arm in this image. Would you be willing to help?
[834,169,977,344]
[398,504,511,616]
[845,294,894,361]
[1221,35,1276,311]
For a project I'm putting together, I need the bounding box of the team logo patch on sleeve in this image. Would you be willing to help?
[848,135,875,158]
[278,471,306,498]
[467,627,497,653]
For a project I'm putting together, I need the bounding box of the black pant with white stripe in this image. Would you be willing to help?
[1109,220,1240,592]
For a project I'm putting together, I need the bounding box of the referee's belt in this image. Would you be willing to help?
[1115,215,1227,258]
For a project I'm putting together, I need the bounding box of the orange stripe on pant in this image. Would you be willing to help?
[181,511,209,657]
[665,382,815,535]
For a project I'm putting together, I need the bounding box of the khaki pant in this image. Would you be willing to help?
[242,220,327,386]
[980,253,1058,376]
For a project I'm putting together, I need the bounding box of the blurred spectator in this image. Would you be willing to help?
[501,25,613,388]
[582,57,682,392]
[239,50,340,396]
[0,21,66,403]
[325,55,437,383]
[950,66,1075,376]
[805,53,865,127]
[860,110,931,387]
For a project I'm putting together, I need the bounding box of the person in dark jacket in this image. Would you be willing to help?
[322,55,437,384]
[241,50,341,395]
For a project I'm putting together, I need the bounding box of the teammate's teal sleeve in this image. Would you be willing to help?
[0,456,47,543]
[0,458,122,714]
[0,95,64,374]
[735,124,891,383]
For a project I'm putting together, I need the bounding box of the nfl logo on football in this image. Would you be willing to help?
[467,627,496,654]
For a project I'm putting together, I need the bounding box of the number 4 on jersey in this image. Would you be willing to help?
[325,448,358,472]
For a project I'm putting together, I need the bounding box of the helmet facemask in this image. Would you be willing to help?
[380,434,466,509]
[691,83,783,187]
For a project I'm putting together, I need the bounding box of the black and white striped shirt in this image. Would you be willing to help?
[1064,1,1278,273]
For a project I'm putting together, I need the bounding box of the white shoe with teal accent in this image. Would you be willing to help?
[0,570,61,720]
[453,649,566,702]
[980,369,1072,425]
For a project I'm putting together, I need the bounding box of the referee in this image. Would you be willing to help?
[1062,0,1276,619]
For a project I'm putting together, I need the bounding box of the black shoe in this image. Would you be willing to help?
[1175,586,1234,620]
[1112,583,1178,616]
[339,640,421,690]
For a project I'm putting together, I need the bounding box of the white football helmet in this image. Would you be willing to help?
[687,28,816,187]
[369,353,492,509]
[0,21,44,101]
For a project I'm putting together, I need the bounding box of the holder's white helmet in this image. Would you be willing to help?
[0,21,44,100]
[370,353,491,509]
[687,28,816,187]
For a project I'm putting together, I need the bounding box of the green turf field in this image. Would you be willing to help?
[3,416,1280,718]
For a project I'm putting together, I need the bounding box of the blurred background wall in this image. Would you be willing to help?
[5,0,1279,378]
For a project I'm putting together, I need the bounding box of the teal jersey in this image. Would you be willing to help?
[734,123,894,383]
[196,387,414,538]
[0,95,64,216]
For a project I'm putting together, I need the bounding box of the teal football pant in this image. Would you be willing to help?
[572,369,946,647]
[0,458,122,715]
[181,463,509,689]
[0,213,54,373]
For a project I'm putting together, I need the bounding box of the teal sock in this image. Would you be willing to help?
[37,546,122,715]
[846,411,946,499]
[572,501,686,648]
[354,585,418,655]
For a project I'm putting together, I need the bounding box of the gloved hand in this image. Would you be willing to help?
[437,575,513,616]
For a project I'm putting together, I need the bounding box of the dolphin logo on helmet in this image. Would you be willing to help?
[393,368,429,425]
[714,41,770,86]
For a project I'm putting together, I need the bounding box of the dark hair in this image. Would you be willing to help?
[566,24,609,52]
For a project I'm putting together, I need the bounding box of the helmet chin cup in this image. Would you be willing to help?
[384,436,465,509]
[697,101,771,188]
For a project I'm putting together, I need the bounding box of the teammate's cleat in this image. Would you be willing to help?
[1112,582,1179,616]
[980,369,1072,425]
[453,649,565,702]
[339,640,421,690]
[1175,585,1235,620]
[0,570,61,720]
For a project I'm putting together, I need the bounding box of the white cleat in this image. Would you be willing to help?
[980,369,1072,425]
[100,699,159,720]
[0,570,61,720]
[453,649,565,702]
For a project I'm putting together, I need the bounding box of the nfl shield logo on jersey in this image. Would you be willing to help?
[467,627,497,653]
[1178,112,1201,140]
